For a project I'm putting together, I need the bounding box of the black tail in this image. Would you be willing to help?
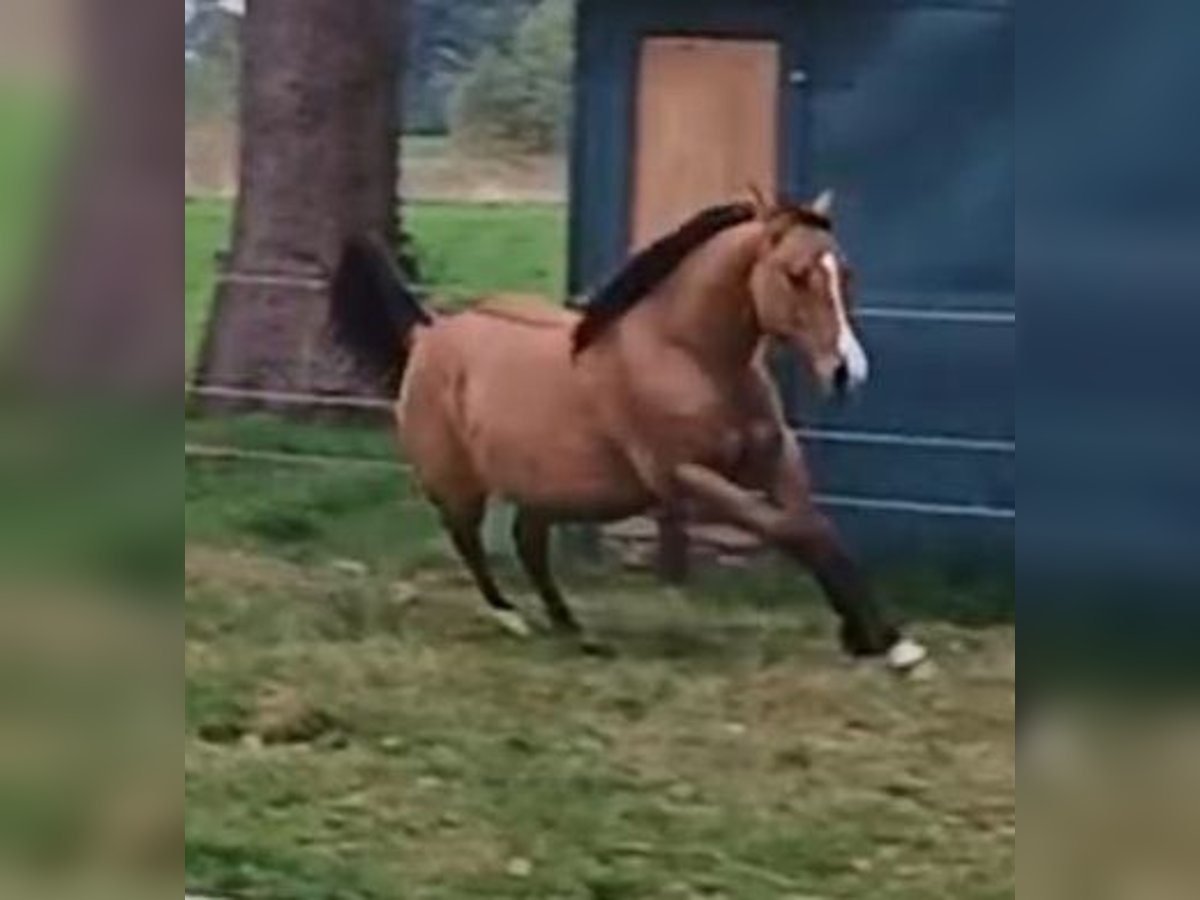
[328,234,431,393]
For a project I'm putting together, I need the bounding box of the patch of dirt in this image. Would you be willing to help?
[185,545,307,593]
[404,151,565,204]
[250,683,343,746]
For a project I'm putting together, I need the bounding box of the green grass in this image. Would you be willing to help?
[0,88,67,325]
[402,134,453,158]
[185,197,234,368]
[407,201,566,300]
[184,197,566,366]
[186,414,446,577]
[186,413,1014,900]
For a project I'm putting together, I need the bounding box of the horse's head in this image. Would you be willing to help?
[747,188,868,398]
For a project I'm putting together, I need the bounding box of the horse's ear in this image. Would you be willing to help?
[746,183,773,220]
[810,188,835,218]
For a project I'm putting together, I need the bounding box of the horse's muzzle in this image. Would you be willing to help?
[833,361,851,396]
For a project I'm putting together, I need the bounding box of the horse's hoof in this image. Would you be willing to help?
[886,638,930,676]
[489,608,533,639]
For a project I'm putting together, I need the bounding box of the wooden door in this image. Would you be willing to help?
[631,36,780,249]
[631,37,780,580]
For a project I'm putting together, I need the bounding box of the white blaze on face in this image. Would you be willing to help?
[819,251,869,388]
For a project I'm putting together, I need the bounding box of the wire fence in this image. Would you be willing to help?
[184,441,408,472]
[187,383,393,411]
[216,269,581,308]
[184,438,1013,521]
[184,381,1014,521]
[184,382,1015,454]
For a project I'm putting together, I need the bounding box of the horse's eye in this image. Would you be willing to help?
[784,268,808,291]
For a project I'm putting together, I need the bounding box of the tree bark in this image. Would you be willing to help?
[195,0,405,407]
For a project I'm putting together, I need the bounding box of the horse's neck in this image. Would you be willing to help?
[642,222,764,372]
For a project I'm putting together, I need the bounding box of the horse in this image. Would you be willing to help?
[328,189,927,673]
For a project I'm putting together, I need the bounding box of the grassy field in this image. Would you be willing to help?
[184,197,567,367]
[407,201,567,299]
[186,415,1014,900]
[0,88,65,323]
[185,198,235,367]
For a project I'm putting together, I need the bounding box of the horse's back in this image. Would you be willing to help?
[416,298,578,384]
[468,294,580,328]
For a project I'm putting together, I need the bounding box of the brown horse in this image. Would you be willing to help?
[329,190,927,672]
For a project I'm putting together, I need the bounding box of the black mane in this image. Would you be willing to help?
[572,202,755,353]
[571,200,832,354]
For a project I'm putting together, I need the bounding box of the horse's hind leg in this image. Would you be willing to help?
[404,388,531,639]
[441,502,532,638]
[512,510,581,636]
[512,511,614,655]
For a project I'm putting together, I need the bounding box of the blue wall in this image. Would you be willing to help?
[1018,2,1200,591]
[571,0,1014,564]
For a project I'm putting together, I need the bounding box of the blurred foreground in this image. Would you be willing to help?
[2,0,1200,896]
[1,1,179,896]
[1023,703,1200,900]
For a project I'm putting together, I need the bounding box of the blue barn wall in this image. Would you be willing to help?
[570,0,1014,564]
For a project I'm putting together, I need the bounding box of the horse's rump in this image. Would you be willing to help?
[400,309,649,515]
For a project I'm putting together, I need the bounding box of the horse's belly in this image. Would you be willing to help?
[471,410,649,516]
[458,338,650,516]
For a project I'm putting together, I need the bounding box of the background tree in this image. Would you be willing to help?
[405,0,540,134]
[449,0,574,154]
[183,1,566,161]
[195,0,408,405]
[185,0,242,121]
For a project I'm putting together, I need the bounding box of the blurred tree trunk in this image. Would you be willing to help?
[16,0,179,395]
[195,0,406,407]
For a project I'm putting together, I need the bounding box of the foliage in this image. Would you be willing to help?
[449,0,575,154]
[185,0,242,121]
[406,0,542,134]
[182,0,573,138]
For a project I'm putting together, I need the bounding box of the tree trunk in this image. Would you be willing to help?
[15,0,180,396]
[194,0,405,408]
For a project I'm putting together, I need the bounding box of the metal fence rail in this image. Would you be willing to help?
[185,383,1016,455]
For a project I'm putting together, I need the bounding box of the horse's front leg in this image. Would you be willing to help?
[673,447,927,671]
